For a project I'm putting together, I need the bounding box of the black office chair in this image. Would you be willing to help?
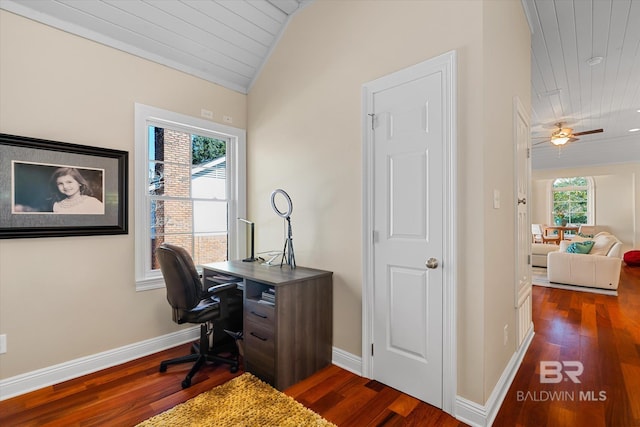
[156,243,242,388]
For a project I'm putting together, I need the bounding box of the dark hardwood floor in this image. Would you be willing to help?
[1,265,637,426]
[494,264,640,427]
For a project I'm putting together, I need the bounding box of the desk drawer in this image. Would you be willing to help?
[244,317,275,375]
[245,300,275,327]
[244,318,275,356]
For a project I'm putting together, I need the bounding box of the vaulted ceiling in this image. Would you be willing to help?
[0,0,307,94]
[2,0,638,169]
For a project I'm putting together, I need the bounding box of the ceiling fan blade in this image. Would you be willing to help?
[572,128,603,136]
[569,137,579,143]
[532,140,549,146]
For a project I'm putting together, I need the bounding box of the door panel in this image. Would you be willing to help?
[372,70,444,407]
[389,151,427,239]
[387,266,428,359]
[514,97,533,346]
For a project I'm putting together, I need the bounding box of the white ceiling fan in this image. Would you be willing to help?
[533,122,604,147]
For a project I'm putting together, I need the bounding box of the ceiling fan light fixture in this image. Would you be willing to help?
[551,136,570,146]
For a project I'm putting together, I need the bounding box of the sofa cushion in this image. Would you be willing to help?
[566,241,594,254]
[590,234,618,256]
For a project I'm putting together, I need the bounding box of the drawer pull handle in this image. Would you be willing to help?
[251,311,268,319]
[250,332,267,341]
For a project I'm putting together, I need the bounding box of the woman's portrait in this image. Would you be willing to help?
[12,162,105,215]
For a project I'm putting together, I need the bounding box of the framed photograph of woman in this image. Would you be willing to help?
[0,133,128,239]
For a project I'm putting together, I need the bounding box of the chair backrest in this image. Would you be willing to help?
[156,243,203,311]
[578,225,597,236]
[531,224,543,235]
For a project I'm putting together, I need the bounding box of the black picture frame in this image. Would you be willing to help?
[0,133,128,239]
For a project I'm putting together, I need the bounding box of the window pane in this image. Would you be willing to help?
[552,178,589,225]
[151,199,193,235]
[150,234,194,270]
[194,200,227,233]
[192,135,226,200]
[193,234,228,265]
[192,160,226,199]
[148,162,190,197]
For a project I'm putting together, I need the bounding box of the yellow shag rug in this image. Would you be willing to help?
[137,373,336,427]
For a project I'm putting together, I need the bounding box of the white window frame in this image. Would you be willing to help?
[546,176,595,225]
[134,103,246,291]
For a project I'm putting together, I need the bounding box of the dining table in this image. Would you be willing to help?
[543,225,579,241]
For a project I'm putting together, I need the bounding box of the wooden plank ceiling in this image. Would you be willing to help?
[2,0,638,168]
[0,0,306,94]
[522,0,640,168]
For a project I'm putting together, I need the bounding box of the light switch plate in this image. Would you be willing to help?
[493,189,500,209]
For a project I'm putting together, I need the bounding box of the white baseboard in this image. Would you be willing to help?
[455,326,535,427]
[1,329,533,424]
[0,327,199,401]
[331,346,362,376]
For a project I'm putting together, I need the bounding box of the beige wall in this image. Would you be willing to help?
[0,11,246,378]
[1,0,532,408]
[248,0,530,405]
[532,163,640,252]
[481,0,532,400]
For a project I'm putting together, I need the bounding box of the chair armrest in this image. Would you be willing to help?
[205,282,242,319]
[206,282,238,294]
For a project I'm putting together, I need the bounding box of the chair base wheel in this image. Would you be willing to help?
[230,365,238,373]
[159,364,167,373]
[181,379,191,389]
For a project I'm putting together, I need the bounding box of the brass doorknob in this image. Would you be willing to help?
[425,258,439,269]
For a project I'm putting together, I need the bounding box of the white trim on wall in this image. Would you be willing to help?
[133,103,247,291]
[0,327,200,401]
[455,328,534,427]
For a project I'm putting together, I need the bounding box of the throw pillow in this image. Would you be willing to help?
[578,232,594,238]
[566,241,594,254]
[590,234,617,256]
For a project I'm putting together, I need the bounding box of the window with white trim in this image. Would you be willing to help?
[135,104,246,291]
[549,176,594,226]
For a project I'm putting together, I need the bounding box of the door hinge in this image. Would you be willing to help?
[371,343,374,356]
[527,148,531,158]
[528,254,531,265]
[368,113,375,130]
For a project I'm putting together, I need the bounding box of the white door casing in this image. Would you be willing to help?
[514,97,533,346]
[362,51,456,413]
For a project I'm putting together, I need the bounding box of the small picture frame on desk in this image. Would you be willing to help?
[0,133,128,239]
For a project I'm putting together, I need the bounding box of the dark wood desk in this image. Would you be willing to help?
[202,261,333,390]
[543,225,579,241]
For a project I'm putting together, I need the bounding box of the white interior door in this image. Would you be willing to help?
[514,97,533,346]
[369,63,446,407]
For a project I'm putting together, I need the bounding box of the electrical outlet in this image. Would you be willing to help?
[223,115,233,123]
[503,325,508,346]
[200,109,213,119]
[0,334,6,354]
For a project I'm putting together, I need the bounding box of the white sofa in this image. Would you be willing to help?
[547,232,623,290]
[532,243,560,267]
